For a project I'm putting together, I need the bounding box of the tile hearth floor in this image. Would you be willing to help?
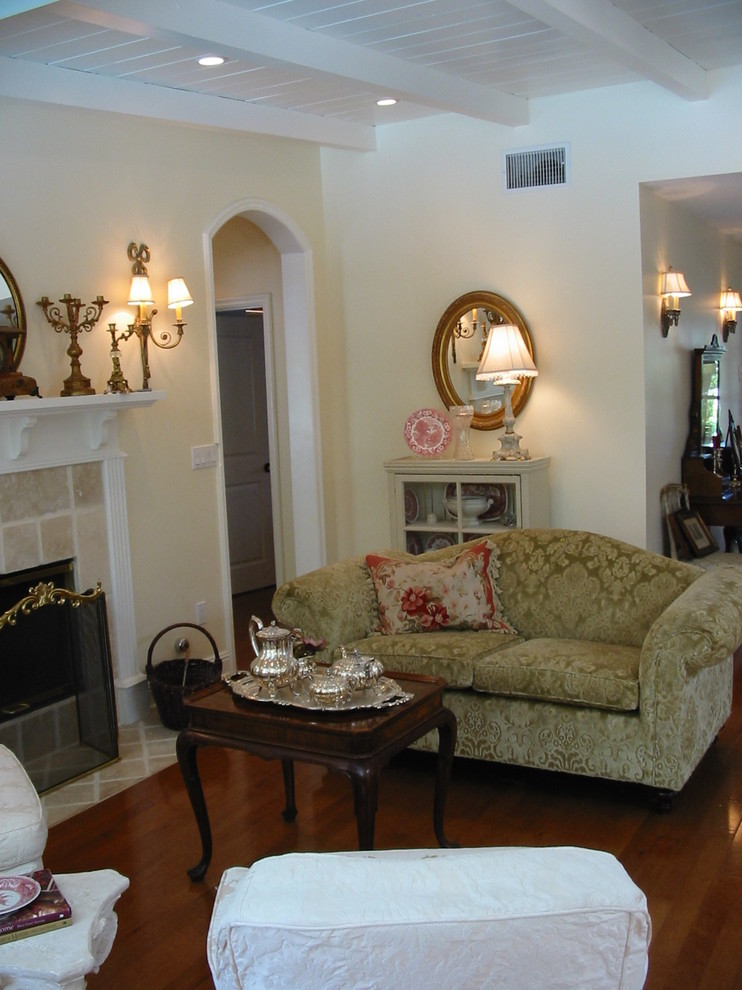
[40,707,179,827]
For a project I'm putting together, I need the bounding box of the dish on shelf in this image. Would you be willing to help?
[0,876,41,915]
[403,408,452,457]
[406,532,424,554]
[425,533,456,551]
[404,488,419,523]
[445,482,508,520]
[444,494,493,525]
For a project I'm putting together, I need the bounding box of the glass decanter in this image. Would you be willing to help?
[450,405,474,460]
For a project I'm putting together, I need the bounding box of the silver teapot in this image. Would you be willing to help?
[248,616,302,695]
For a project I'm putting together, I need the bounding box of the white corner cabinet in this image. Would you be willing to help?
[384,456,550,555]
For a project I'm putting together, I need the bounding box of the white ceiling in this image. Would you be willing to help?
[1,0,742,148]
[1,1,742,233]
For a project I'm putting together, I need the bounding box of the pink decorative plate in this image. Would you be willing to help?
[404,408,452,457]
[0,876,41,915]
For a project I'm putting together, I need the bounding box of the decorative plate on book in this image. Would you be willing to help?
[0,876,41,915]
[404,408,452,457]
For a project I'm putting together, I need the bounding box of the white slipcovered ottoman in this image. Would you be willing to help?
[208,847,651,990]
[0,745,47,875]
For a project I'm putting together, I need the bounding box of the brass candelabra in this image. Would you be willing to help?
[104,323,131,394]
[37,293,108,396]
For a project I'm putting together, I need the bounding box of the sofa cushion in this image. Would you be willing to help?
[366,540,515,636]
[347,631,522,689]
[472,639,640,712]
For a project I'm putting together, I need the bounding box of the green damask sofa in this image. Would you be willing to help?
[272,530,742,806]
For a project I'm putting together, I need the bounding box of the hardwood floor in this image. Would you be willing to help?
[45,644,742,989]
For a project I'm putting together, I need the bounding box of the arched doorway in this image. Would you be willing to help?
[204,200,326,667]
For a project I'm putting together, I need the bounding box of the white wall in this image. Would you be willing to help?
[321,66,742,557]
[0,97,327,676]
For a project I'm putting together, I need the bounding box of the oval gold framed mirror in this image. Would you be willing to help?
[0,255,27,374]
[432,290,536,431]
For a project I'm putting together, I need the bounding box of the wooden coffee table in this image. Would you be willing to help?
[176,672,457,881]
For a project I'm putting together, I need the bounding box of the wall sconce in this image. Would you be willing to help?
[476,323,538,461]
[720,287,742,342]
[659,268,691,337]
[452,307,488,364]
[123,242,193,390]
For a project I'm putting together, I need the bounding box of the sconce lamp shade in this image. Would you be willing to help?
[128,275,154,307]
[167,278,193,310]
[720,288,742,313]
[721,287,742,341]
[476,324,538,383]
[660,269,691,298]
[659,268,690,337]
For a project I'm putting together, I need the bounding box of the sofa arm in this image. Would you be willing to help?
[641,565,742,678]
[272,556,379,655]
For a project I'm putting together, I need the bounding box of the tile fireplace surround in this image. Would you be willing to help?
[0,392,164,726]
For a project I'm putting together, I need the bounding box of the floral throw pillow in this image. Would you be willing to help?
[366,541,516,635]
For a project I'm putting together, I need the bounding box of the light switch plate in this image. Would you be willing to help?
[191,444,219,470]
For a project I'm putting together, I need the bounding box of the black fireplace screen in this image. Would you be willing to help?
[0,568,119,792]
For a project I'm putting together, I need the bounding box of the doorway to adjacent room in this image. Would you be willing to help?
[216,306,276,595]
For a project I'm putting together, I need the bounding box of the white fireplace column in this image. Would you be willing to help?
[0,393,164,725]
[102,454,147,723]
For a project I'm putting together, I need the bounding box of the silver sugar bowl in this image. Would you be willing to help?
[331,646,384,692]
[308,670,353,708]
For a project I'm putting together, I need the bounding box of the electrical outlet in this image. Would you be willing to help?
[195,601,206,624]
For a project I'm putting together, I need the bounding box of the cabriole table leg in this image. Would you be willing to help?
[176,731,212,882]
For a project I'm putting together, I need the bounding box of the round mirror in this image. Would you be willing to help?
[0,255,27,374]
[432,290,536,431]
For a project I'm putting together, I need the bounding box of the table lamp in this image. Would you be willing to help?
[476,323,538,460]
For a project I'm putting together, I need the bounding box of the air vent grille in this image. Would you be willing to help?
[503,144,570,191]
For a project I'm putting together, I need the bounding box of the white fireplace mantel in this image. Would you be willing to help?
[0,391,165,724]
[0,392,165,473]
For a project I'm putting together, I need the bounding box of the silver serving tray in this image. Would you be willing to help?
[225,672,413,711]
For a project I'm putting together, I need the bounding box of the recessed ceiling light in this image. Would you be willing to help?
[376,97,397,107]
[198,55,225,66]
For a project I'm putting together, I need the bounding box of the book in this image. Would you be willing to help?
[0,870,72,944]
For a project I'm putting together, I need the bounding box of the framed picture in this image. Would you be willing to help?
[667,512,693,561]
[675,510,718,557]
